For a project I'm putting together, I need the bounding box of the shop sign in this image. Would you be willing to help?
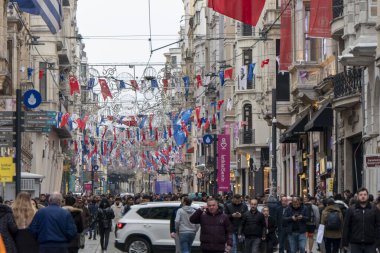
[326,178,334,197]
[217,134,230,192]
[364,155,380,168]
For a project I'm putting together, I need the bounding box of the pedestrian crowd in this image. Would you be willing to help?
[0,187,378,253]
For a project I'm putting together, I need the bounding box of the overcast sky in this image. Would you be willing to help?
[77,0,184,77]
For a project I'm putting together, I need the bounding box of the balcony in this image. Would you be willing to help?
[331,0,344,39]
[332,68,363,111]
[238,129,255,145]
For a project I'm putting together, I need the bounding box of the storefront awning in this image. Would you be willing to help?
[280,114,308,143]
[305,103,333,132]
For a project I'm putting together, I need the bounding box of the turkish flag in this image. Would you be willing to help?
[224,68,233,80]
[196,75,202,88]
[39,69,44,80]
[208,0,266,27]
[163,79,169,93]
[59,113,70,128]
[130,80,139,91]
[309,0,332,38]
[69,75,80,95]
[261,59,269,68]
[99,79,113,100]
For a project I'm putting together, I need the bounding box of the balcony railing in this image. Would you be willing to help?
[333,0,343,19]
[239,129,255,145]
[333,68,363,99]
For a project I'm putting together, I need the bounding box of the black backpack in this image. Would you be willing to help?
[305,204,315,225]
[325,210,341,230]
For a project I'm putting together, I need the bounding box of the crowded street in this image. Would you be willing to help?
[0,0,380,252]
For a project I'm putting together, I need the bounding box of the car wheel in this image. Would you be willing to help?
[125,237,151,253]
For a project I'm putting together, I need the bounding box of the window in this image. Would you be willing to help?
[243,104,253,144]
[369,0,377,18]
[242,23,253,36]
[243,104,252,129]
[39,62,47,101]
[196,11,201,25]
[304,6,320,62]
[242,49,253,89]
[171,56,177,67]
[137,207,177,220]
[276,39,290,101]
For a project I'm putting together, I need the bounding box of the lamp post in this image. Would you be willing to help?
[267,88,278,216]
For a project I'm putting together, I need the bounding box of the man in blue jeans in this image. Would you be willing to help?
[224,194,248,253]
[238,199,265,253]
[283,197,308,253]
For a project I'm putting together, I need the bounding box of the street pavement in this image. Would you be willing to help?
[78,231,320,253]
[79,231,118,253]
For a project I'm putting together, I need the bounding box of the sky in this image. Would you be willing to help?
[77,0,184,78]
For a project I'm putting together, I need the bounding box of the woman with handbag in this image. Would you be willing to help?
[261,206,278,253]
[94,198,115,253]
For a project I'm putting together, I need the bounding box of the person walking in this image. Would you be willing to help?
[73,197,90,249]
[276,196,289,253]
[29,192,77,253]
[12,192,39,253]
[88,197,98,240]
[238,198,265,253]
[283,197,308,253]
[111,197,123,230]
[175,197,199,253]
[63,196,84,253]
[342,187,380,253]
[0,196,18,253]
[320,198,343,253]
[93,198,115,253]
[224,194,248,253]
[190,197,233,253]
[303,196,320,253]
[261,206,277,253]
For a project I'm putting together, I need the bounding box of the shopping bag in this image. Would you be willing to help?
[0,234,6,253]
[316,224,325,244]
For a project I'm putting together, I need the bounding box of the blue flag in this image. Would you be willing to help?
[139,116,147,129]
[15,0,63,34]
[151,79,158,89]
[87,77,95,90]
[183,76,190,97]
[248,63,256,81]
[219,70,225,86]
[119,80,126,89]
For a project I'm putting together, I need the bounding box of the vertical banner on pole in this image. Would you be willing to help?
[217,134,230,192]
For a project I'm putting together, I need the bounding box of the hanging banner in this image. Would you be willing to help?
[279,0,292,71]
[309,0,332,38]
[217,134,230,192]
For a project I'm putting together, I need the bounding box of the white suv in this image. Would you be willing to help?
[114,201,206,253]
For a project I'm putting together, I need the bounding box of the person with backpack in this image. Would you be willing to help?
[321,198,343,253]
[303,196,320,253]
[93,198,115,253]
[342,187,380,253]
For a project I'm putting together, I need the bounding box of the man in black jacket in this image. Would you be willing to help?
[224,194,248,253]
[342,187,380,253]
[238,198,265,253]
[276,196,289,253]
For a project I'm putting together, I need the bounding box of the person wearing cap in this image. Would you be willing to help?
[111,197,123,231]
